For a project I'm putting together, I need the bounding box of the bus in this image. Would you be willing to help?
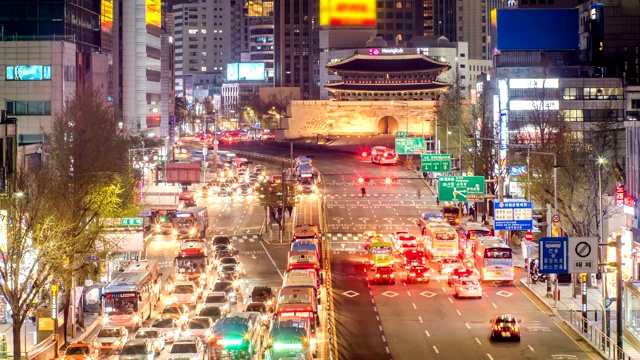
[421,219,459,260]
[123,260,163,301]
[102,270,157,329]
[368,237,395,269]
[458,222,493,259]
[474,236,514,283]
[172,206,208,238]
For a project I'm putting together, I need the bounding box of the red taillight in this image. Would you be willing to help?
[390,273,395,278]
[362,152,367,157]
[314,264,318,268]
[375,274,381,278]
[493,325,501,331]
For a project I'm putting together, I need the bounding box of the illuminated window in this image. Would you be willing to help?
[201,29,207,34]
[188,29,198,34]
[201,67,207,71]
[396,1,403,8]
[563,88,578,100]
[405,2,412,8]
[562,109,583,122]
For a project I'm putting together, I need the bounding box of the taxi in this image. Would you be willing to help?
[447,268,474,286]
[62,342,97,360]
[406,265,429,284]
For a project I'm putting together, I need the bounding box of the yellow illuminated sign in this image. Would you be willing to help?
[146,0,161,28]
[101,0,114,31]
[320,0,376,27]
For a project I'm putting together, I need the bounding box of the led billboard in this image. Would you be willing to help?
[5,66,51,81]
[101,0,114,32]
[319,0,376,27]
[226,63,266,81]
[495,9,579,51]
[146,0,161,27]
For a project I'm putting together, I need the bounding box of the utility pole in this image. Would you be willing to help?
[280,162,286,243]
[616,233,623,352]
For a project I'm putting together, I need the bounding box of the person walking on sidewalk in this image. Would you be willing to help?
[361,187,366,197]
[417,189,421,199]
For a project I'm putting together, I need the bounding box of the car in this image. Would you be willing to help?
[489,314,521,341]
[62,342,97,360]
[448,268,475,286]
[218,256,241,269]
[213,247,235,264]
[150,318,181,343]
[94,326,128,352]
[211,281,239,304]
[202,291,231,310]
[250,286,275,312]
[237,184,253,195]
[217,264,241,283]
[403,249,426,269]
[197,305,228,324]
[245,302,271,325]
[171,281,199,307]
[134,328,165,355]
[253,165,265,174]
[369,146,388,158]
[161,304,190,326]
[119,339,155,360]
[212,236,232,247]
[372,266,396,285]
[406,265,430,284]
[436,257,462,274]
[184,317,215,342]
[456,277,483,299]
[168,336,206,360]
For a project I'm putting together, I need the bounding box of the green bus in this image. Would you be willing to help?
[368,237,395,269]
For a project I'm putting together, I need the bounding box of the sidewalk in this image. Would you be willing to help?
[512,246,640,359]
[0,313,101,358]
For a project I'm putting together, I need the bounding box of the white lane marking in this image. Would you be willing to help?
[492,303,497,308]
[374,307,378,312]
[382,335,387,342]
[412,303,417,309]
[528,345,535,352]
[379,325,383,331]
[407,291,411,296]
[371,298,375,303]
[419,316,423,323]
[487,354,494,360]
[448,298,453,303]
[376,316,380,321]
[425,330,430,337]
[433,346,439,354]
[385,347,390,354]
[456,309,462,316]
[442,287,447,292]
[403,282,406,287]
[364,268,366,273]
[370,291,373,295]
[475,338,482,345]
[465,323,471,330]
[260,241,283,278]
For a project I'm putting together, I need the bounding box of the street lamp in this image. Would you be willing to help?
[390,101,410,163]
[597,156,609,340]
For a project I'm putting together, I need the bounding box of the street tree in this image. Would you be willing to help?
[0,169,75,359]
[40,86,138,338]
[253,177,298,229]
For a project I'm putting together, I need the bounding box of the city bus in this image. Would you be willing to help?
[421,219,459,260]
[102,270,157,329]
[368,237,395,269]
[123,260,163,301]
[474,236,514,283]
[172,206,208,238]
[458,222,493,259]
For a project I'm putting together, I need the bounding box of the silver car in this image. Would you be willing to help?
[184,317,214,342]
[134,328,165,355]
[119,339,154,360]
[150,318,181,343]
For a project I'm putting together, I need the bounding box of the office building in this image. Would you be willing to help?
[242,0,275,83]
[375,0,424,44]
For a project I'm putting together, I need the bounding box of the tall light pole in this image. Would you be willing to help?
[390,101,410,162]
[597,156,609,340]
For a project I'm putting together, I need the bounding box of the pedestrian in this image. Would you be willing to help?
[469,207,476,221]
[417,189,421,199]
[361,187,366,197]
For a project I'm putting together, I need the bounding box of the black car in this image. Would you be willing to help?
[489,314,521,341]
[212,236,231,247]
[217,264,240,282]
[218,257,240,267]
[211,281,239,304]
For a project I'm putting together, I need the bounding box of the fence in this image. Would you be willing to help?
[569,310,634,360]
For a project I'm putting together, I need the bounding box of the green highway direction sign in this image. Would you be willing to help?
[395,137,426,155]
[395,131,408,136]
[421,154,451,172]
[438,176,485,202]
[120,217,143,226]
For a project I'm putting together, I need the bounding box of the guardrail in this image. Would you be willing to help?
[320,194,337,360]
[27,335,58,360]
[230,150,290,164]
[569,309,633,360]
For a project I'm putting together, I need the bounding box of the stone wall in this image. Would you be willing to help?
[283,100,439,139]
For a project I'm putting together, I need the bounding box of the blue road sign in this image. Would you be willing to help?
[493,201,533,230]
[539,237,569,274]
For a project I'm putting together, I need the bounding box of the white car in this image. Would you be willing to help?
[455,278,483,299]
[202,291,231,310]
[172,281,198,307]
[134,328,165,355]
[168,336,206,360]
[94,326,128,352]
[183,317,214,341]
[150,318,181,343]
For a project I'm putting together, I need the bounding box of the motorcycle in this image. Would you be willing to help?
[530,270,547,283]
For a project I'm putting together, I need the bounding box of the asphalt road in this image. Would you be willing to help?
[222,141,602,360]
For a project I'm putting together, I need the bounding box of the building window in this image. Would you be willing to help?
[386,1,393,8]
[406,12,412,19]
[396,12,403,19]
[396,23,403,30]
[405,1,412,8]
[6,101,51,115]
[386,23,393,29]
[562,109,583,122]
[386,12,393,19]
[563,88,578,100]
[377,23,383,29]
[395,1,403,8]
[632,99,640,108]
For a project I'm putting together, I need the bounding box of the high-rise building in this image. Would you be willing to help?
[161,3,177,139]
[423,0,504,60]
[242,0,275,82]
[173,0,242,100]
[274,0,319,99]
[375,0,424,44]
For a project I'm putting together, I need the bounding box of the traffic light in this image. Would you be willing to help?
[160,216,166,223]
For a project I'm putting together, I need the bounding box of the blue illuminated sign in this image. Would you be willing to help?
[6,65,51,81]
[494,201,533,231]
[539,237,568,274]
